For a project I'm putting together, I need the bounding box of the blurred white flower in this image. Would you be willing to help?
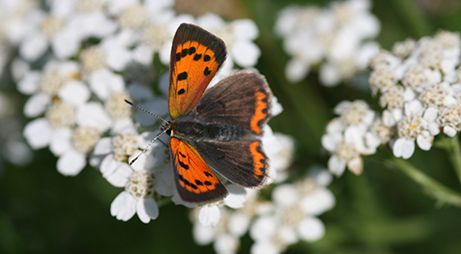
[250,169,335,254]
[191,167,334,254]
[275,0,379,85]
[198,14,261,72]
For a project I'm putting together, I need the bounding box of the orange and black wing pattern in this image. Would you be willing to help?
[168,23,227,119]
[194,71,272,135]
[191,138,268,188]
[169,137,228,203]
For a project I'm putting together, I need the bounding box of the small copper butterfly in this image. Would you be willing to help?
[163,23,273,203]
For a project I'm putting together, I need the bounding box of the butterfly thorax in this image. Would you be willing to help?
[171,118,250,142]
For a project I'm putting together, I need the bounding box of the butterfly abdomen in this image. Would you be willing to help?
[174,120,249,142]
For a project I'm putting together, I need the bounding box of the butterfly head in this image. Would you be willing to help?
[160,120,173,136]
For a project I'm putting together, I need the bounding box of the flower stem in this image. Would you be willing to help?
[385,158,461,207]
[390,0,432,36]
[448,137,461,184]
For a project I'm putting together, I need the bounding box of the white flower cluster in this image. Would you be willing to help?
[322,100,391,176]
[192,168,335,254]
[6,0,281,224]
[370,31,461,159]
[275,0,379,85]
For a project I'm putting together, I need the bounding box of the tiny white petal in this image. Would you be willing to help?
[231,41,260,67]
[20,32,47,61]
[214,234,238,254]
[58,81,90,106]
[77,102,112,131]
[198,205,221,227]
[93,138,113,156]
[224,184,247,209]
[443,126,457,137]
[23,118,52,149]
[251,241,278,254]
[272,184,298,207]
[24,94,50,117]
[193,224,215,245]
[136,198,159,223]
[100,155,132,187]
[416,135,432,151]
[393,138,415,159]
[110,191,136,222]
[57,150,86,176]
[229,212,251,237]
[49,128,72,156]
[18,72,40,95]
[298,217,325,242]
[328,155,346,176]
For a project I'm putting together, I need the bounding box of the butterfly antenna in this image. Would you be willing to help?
[124,99,169,125]
[128,128,169,165]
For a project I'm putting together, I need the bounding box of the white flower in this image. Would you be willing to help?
[369,31,461,158]
[262,127,295,183]
[19,60,81,118]
[250,169,335,253]
[110,149,169,223]
[322,100,386,175]
[393,101,439,159]
[275,0,379,85]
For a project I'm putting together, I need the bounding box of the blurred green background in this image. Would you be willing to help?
[2,0,461,253]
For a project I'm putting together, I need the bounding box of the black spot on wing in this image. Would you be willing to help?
[204,67,211,76]
[189,47,196,54]
[178,88,185,95]
[181,49,188,57]
[178,159,189,170]
[193,54,202,61]
[177,72,188,81]
[179,174,198,189]
[204,54,211,62]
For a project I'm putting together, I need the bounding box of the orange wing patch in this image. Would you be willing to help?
[169,41,221,119]
[250,90,271,135]
[170,137,227,202]
[168,23,226,119]
[249,140,268,180]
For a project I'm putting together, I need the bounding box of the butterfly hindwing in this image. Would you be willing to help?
[168,23,227,119]
[169,137,228,203]
[190,138,268,188]
[194,71,272,135]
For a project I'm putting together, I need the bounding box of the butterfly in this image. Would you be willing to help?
[163,23,273,203]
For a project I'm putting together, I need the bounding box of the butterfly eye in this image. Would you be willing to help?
[166,129,172,136]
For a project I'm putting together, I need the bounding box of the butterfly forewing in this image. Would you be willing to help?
[168,23,227,119]
[169,137,228,203]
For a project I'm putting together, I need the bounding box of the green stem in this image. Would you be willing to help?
[390,0,432,36]
[448,137,461,184]
[385,158,461,207]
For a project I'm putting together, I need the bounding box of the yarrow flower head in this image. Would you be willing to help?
[322,100,391,175]
[369,31,461,159]
[275,0,380,85]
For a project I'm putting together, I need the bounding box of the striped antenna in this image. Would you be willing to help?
[124,99,171,165]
